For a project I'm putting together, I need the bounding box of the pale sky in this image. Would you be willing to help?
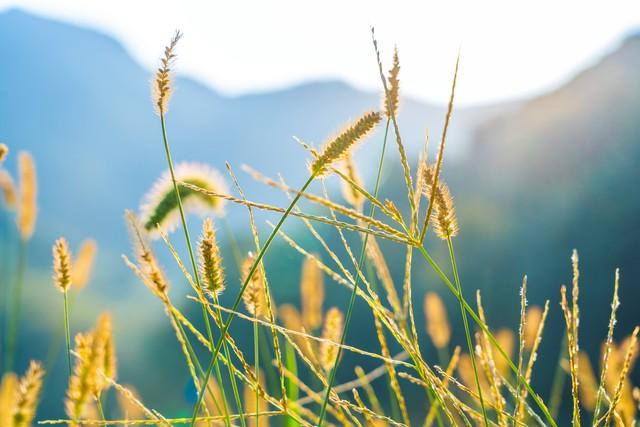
[2,0,639,105]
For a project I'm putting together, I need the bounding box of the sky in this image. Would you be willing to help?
[1,0,639,106]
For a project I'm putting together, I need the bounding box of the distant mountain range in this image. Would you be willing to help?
[455,32,640,348]
[0,8,512,258]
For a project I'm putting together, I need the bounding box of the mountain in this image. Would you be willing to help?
[450,33,640,389]
[0,8,511,260]
[0,9,516,417]
[2,8,638,421]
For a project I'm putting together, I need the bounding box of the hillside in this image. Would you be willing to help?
[0,8,509,259]
[453,33,640,370]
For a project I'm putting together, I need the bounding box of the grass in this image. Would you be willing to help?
[0,29,639,427]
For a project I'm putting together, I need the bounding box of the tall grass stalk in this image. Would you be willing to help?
[62,289,72,376]
[253,319,259,427]
[317,118,390,425]
[188,172,316,427]
[4,238,26,373]
[158,112,243,427]
[446,237,489,425]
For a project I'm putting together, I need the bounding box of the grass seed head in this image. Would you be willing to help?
[320,307,344,373]
[0,143,7,164]
[0,169,17,210]
[300,257,324,331]
[385,47,400,118]
[72,239,97,290]
[311,111,381,176]
[241,252,268,318]
[53,238,73,292]
[424,292,451,349]
[198,218,225,297]
[17,151,37,241]
[153,31,181,115]
[422,165,459,239]
[140,162,227,239]
[125,210,170,296]
[11,361,45,427]
[66,315,112,424]
[92,313,116,396]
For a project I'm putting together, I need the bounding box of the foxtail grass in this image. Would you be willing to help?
[53,238,73,376]
[4,151,37,374]
[9,28,639,427]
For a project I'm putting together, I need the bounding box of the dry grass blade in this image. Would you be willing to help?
[516,301,550,420]
[560,284,581,426]
[419,54,459,244]
[242,165,406,237]
[371,28,415,222]
[594,269,621,419]
[601,326,639,427]
[181,181,410,244]
[424,346,461,427]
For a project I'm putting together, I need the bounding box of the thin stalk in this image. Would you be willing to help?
[169,309,228,425]
[63,290,72,377]
[4,238,26,373]
[188,172,316,427]
[210,293,244,427]
[254,320,259,427]
[415,244,557,427]
[96,395,107,422]
[447,237,489,426]
[317,119,390,426]
[45,293,76,380]
[158,112,240,427]
[549,336,568,419]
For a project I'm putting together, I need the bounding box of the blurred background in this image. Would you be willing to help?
[0,0,639,423]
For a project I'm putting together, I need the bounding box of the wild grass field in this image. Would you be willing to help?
[0,29,639,427]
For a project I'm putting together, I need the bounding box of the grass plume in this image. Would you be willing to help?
[198,218,226,297]
[310,111,381,176]
[71,239,97,290]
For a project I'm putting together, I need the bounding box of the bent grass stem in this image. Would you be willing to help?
[159,112,241,427]
[188,172,317,427]
[317,119,390,425]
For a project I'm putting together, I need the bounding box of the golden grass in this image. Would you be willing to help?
[17,151,37,241]
[53,238,72,292]
[0,28,637,427]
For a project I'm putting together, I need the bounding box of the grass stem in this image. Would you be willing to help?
[446,237,489,426]
[63,289,72,377]
[188,172,316,427]
[317,118,390,426]
[159,112,241,427]
[415,244,557,427]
